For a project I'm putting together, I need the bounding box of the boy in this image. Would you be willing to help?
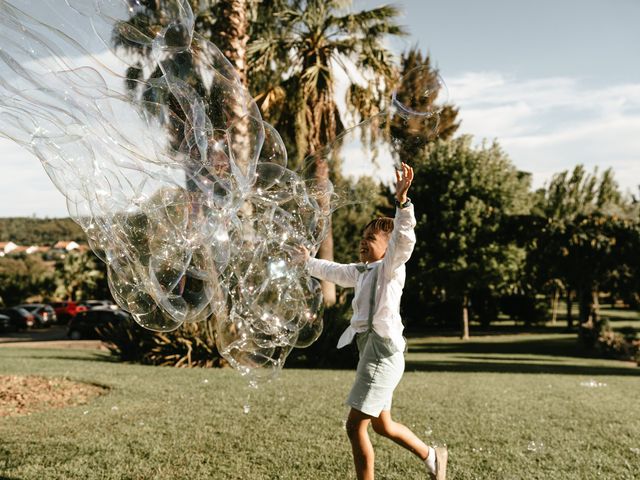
[297,163,447,480]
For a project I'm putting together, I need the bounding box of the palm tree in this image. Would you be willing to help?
[114,0,254,136]
[113,0,405,306]
[248,0,405,305]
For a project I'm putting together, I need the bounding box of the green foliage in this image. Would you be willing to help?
[537,165,627,220]
[97,315,156,363]
[389,48,459,159]
[591,319,639,361]
[0,217,85,245]
[248,0,405,165]
[512,165,640,331]
[98,315,223,367]
[404,136,531,326]
[529,171,640,322]
[0,255,54,305]
[54,252,108,301]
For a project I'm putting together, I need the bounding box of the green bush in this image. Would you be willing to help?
[97,316,156,363]
[98,315,223,367]
[590,320,640,362]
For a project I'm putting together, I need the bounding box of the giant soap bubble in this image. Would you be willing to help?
[0,0,448,380]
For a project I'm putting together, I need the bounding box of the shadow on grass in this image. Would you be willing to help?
[408,335,587,358]
[406,336,639,376]
[405,324,577,338]
[0,350,115,363]
[453,355,564,362]
[405,359,639,376]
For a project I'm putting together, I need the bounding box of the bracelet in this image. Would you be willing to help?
[395,198,412,209]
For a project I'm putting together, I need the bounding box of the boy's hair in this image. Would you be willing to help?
[363,217,394,236]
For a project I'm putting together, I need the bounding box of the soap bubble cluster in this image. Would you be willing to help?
[0,0,447,379]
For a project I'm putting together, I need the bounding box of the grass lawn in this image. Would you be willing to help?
[599,307,640,331]
[0,332,638,480]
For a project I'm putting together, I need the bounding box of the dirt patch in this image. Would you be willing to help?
[0,375,108,417]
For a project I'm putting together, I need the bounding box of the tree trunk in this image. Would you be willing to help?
[550,287,560,325]
[588,289,600,327]
[306,90,340,307]
[565,289,573,330]
[215,0,249,85]
[578,286,592,326]
[461,295,470,340]
[578,287,600,347]
[314,155,336,306]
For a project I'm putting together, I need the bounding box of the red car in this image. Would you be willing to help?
[50,301,88,322]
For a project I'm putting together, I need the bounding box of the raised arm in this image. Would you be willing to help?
[382,204,416,276]
[382,163,417,277]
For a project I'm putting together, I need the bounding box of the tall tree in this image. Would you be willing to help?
[406,136,531,339]
[389,48,459,160]
[248,0,405,305]
[538,165,624,221]
[115,1,406,306]
[533,165,633,328]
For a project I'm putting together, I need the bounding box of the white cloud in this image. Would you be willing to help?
[0,138,68,217]
[448,72,640,193]
[3,60,640,218]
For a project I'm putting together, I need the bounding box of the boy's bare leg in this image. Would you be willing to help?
[346,408,375,480]
[370,410,430,460]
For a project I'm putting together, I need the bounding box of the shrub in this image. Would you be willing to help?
[590,320,639,362]
[97,316,156,363]
[98,316,224,367]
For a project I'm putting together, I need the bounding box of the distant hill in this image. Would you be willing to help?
[0,217,86,245]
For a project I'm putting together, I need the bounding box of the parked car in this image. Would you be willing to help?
[79,299,118,310]
[15,304,57,328]
[67,307,129,340]
[0,307,36,331]
[0,313,12,333]
[50,301,88,322]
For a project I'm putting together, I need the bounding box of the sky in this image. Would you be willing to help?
[375,0,640,194]
[0,0,638,217]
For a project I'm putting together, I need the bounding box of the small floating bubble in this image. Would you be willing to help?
[580,380,607,388]
[526,441,544,453]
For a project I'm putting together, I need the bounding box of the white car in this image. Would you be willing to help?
[81,300,118,310]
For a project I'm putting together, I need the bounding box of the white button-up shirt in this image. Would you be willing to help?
[306,204,417,352]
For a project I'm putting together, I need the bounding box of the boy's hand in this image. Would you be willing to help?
[395,162,414,204]
[292,245,310,264]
